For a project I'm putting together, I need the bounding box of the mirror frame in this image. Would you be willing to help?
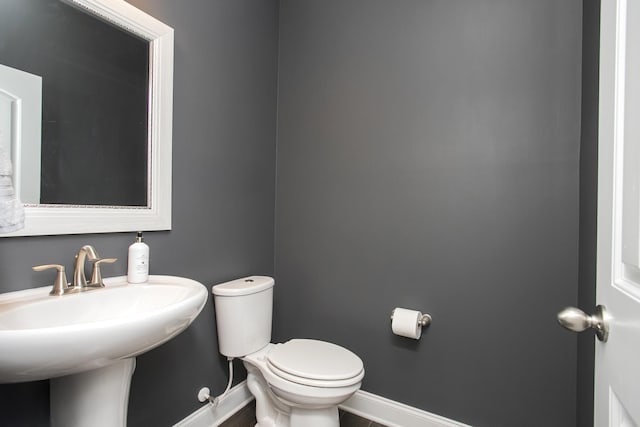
[3,0,173,237]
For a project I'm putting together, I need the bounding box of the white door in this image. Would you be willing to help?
[595,0,640,425]
[0,63,42,204]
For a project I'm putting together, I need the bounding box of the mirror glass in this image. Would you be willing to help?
[1,0,149,207]
[0,0,173,236]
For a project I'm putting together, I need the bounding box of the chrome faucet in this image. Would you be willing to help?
[33,245,117,295]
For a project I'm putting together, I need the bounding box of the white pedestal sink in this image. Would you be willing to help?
[0,275,208,426]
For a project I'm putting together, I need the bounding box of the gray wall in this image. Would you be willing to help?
[577,1,600,426]
[0,0,279,425]
[274,1,583,426]
[0,1,597,426]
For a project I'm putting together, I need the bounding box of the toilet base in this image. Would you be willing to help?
[244,361,343,427]
[289,407,339,427]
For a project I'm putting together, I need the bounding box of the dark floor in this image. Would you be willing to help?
[219,401,388,427]
[339,410,388,427]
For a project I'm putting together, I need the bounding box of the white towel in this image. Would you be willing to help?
[0,145,25,233]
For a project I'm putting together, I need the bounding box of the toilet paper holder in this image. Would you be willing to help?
[390,308,432,327]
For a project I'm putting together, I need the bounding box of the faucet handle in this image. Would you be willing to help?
[33,264,70,296]
[89,258,117,287]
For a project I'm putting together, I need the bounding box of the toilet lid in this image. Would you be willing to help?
[267,339,363,382]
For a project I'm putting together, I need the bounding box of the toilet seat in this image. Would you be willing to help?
[266,339,364,388]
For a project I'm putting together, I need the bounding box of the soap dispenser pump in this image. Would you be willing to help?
[127,231,149,283]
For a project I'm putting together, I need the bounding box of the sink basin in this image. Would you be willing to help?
[0,275,208,383]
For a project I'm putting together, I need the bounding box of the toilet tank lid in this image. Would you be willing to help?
[212,276,274,296]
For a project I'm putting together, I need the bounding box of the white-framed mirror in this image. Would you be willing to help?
[0,0,173,237]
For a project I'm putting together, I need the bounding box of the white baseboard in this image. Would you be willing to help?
[174,382,469,427]
[340,389,471,427]
[173,381,254,427]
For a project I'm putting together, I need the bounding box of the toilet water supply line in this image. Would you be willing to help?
[197,357,235,407]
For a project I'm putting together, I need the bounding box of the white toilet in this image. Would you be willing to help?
[212,276,364,427]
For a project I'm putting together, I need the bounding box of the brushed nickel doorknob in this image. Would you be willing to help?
[557,305,609,342]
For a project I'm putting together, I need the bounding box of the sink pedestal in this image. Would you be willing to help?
[51,358,136,427]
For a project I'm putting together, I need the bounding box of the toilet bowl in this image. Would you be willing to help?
[212,276,365,427]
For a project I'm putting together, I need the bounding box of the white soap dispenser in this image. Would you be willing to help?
[127,231,149,283]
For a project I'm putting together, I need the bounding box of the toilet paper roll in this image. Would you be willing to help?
[391,308,423,339]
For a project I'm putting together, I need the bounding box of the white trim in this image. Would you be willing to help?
[173,381,254,427]
[340,390,471,427]
[2,0,173,237]
[174,383,469,427]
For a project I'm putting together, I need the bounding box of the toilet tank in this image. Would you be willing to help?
[212,276,274,358]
